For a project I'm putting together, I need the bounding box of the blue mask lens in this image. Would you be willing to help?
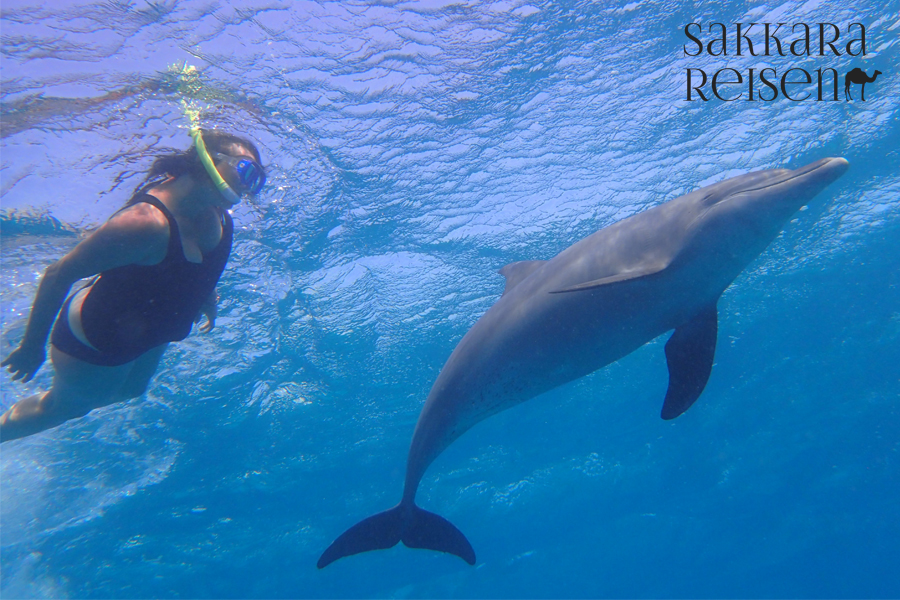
[215,153,266,195]
[235,158,266,195]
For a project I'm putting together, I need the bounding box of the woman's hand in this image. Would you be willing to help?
[196,291,219,333]
[1,343,46,383]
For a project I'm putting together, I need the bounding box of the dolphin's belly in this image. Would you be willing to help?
[410,268,704,471]
[471,279,678,412]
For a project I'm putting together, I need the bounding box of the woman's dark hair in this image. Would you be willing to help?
[130,129,263,200]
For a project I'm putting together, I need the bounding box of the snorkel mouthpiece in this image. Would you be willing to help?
[190,128,241,206]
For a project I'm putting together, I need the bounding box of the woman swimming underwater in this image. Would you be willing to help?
[1,129,266,442]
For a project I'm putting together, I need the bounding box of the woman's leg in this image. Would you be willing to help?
[116,343,168,401]
[0,343,170,442]
[0,347,133,442]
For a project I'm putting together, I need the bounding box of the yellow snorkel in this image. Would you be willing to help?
[178,64,241,206]
[190,127,241,206]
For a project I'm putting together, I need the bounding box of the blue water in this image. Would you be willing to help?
[1,0,898,598]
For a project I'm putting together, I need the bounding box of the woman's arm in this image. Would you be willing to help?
[2,261,81,382]
[2,203,169,381]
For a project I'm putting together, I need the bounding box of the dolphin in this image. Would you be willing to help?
[318,157,850,568]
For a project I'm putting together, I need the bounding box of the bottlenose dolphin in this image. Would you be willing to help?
[318,157,849,568]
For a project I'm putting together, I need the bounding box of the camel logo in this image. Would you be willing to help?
[682,22,883,102]
[844,68,882,101]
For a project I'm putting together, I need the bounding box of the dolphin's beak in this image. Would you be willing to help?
[790,157,850,190]
[716,157,850,240]
[761,157,849,215]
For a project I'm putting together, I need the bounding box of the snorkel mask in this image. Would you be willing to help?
[190,128,265,206]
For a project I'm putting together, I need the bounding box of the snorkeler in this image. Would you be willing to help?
[0,129,266,442]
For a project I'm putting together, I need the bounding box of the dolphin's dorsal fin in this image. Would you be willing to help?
[660,305,718,420]
[499,260,548,296]
[549,261,669,294]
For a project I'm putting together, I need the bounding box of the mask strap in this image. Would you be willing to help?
[190,128,240,205]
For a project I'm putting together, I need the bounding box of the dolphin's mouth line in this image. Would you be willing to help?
[686,159,840,232]
[718,158,838,202]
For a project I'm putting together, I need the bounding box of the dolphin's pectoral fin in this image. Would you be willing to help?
[549,262,669,294]
[661,305,718,420]
[317,505,403,568]
[402,505,476,565]
[318,503,476,568]
[499,260,548,296]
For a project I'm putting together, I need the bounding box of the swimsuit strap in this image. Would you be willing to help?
[135,194,183,261]
[137,194,232,260]
[221,206,233,237]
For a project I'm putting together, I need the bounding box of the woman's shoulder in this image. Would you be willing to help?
[58,196,172,274]
[112,197,170,229]
[102,197,171,249]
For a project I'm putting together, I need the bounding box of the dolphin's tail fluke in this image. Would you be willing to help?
[317,502,476,568]
[401,503,475,563]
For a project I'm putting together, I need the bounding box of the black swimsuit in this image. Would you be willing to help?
[51,194,233,366]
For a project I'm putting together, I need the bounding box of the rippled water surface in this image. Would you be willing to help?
[2,0,899,598]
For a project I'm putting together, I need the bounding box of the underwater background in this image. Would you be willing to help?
[1,0,898,598]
